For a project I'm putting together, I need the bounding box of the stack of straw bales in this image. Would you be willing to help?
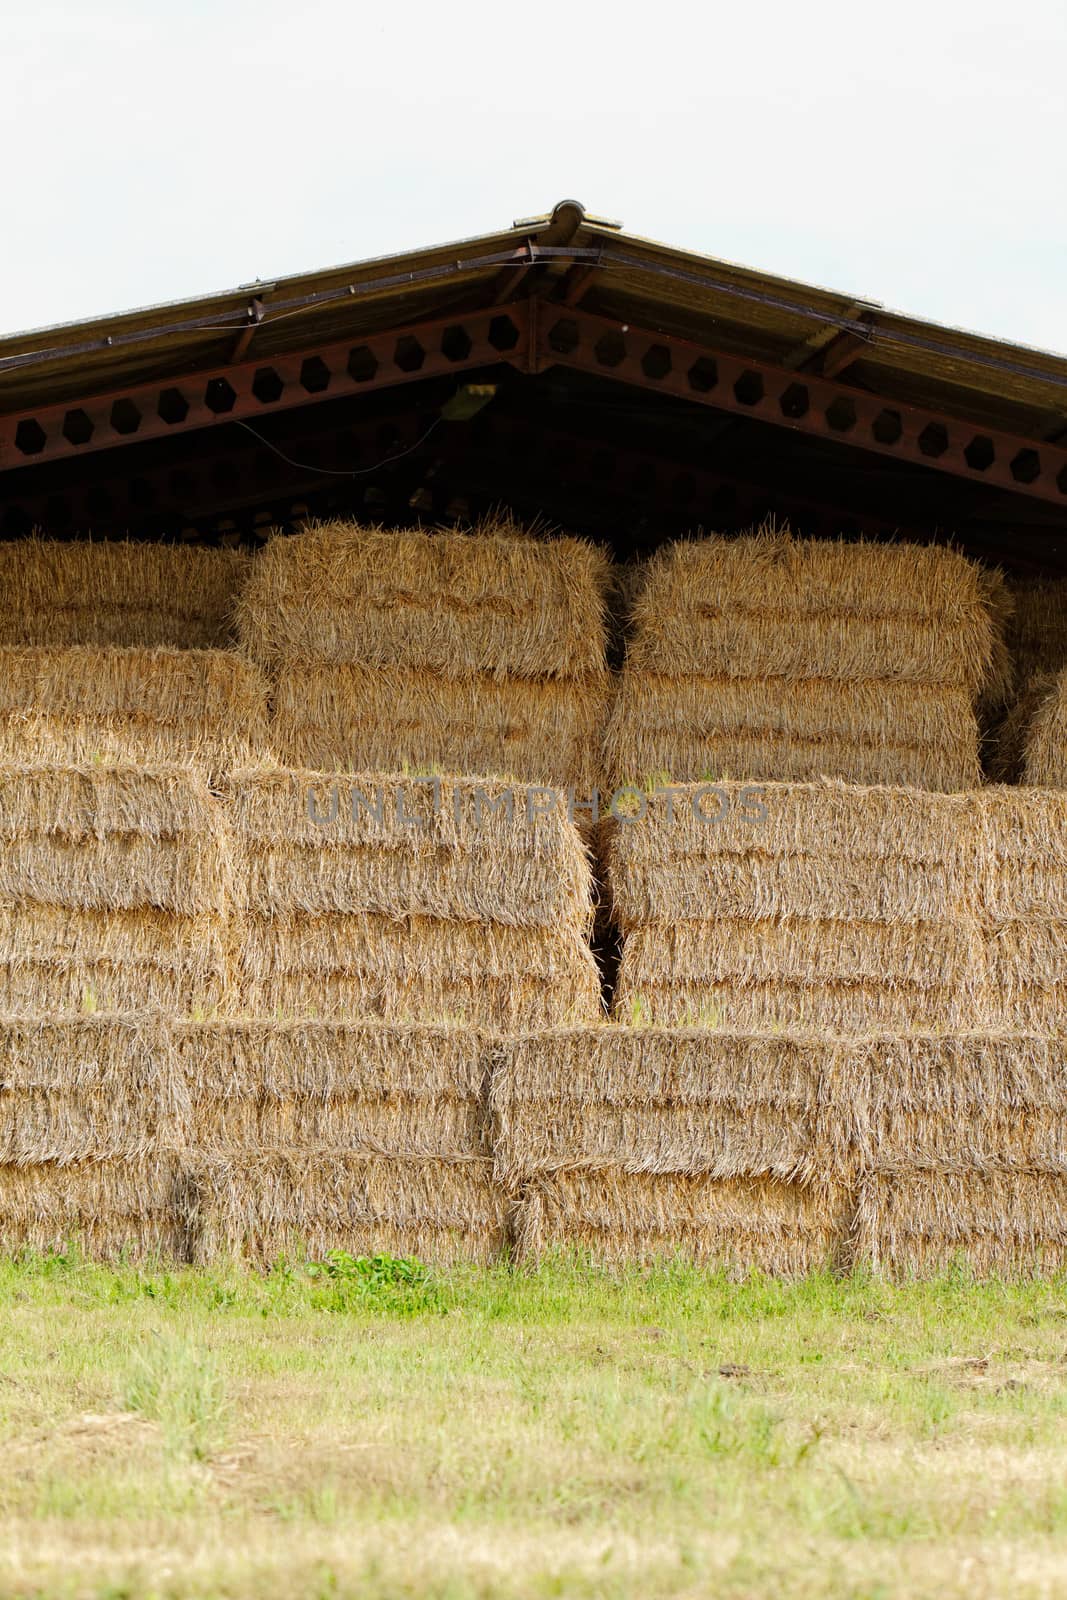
[220,768,601,1028]
[237,519,612,790]
[0,646,272,772]
[0,764,230,1015]
[850,1033,1067,1277]
[493,1027,856,1272]
[607,779,978,1034]
[177,1019,505,1264]
[605,527,996,791]
[0,1014,187,1258]
[0,537,247,648]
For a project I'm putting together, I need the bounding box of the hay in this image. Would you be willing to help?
[612,920,979,1033]
[0,905,228,1015]
[0,647,272,771]
[0,1155,187,1260]
[0,538,246,649]
[625,529,996,689]
[0,765,231,914]
[513,1168,846,1274]
[1019,668,1067,788]
[1005,576,1067,689]
[0,1014,183,1163]
[271,664,609,791]
[607,527,993,793]
[973,787,1067,922]
[988,675,1054,781]
[237,518,611,678]
[854,1170,1067,1278]
[223,767,593,928]
[187,1150,506,1266]
[976,568,1015,719]
[176,1018,491,1153]
[862,1033,1067,1172]
[606,780,971,929]
[228,912,602,1027]
[605,674,981,791]
[491,1026,860,1185]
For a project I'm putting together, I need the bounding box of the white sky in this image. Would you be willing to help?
[2,0,1066,352]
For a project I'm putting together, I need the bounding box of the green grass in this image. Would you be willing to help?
[1,1252,1066,1597]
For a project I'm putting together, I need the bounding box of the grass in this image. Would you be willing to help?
[0,1254,1066,1597]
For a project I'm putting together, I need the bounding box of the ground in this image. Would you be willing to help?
[1,1254,1066,1599]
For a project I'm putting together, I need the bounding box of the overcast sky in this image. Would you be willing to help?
[3,1,1066,352]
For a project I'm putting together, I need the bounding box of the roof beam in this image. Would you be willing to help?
[535,305,1067,508]
[3,299,1067,510]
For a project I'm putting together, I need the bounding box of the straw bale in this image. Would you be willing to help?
[0,538,246,649]
[988,676,1053,781]
[613,918,976,1032]
[1020,668,1067,788]
[617,918,976,990]
[272,664,609,790]
[862,1033,1067,1172]
[513,1168,847,1274]
[1005,576,1067,688]
[0,1155,187,1260]
[615,976,973,1035]
[854,1169,1067,1277]
[223,768,593,927]
[0,647,271,770]
[973,787,1067,921]
[491,1026,860,1184]
[975,919,1067,1028]
[229,912,602,1026]
[606,781,970,929]
[0,765,231,915]
[188,1150,506,1266]
[604,673,981,791]
[238,518,611,677]
[626,529,996,691]
[0,1013,183,1163]
[0,904,228,1015]
[176,1018,490,1154]
[976,567,1015,717]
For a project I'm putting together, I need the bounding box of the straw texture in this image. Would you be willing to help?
[1018,668,1067,788]
[514,1168,847,1274]
[0,1013,182,1164]
[187,1151,506,1266]
[607,780,975,1033]
[0,1155,187,1260]
[492,1026,860,1185]
[0,765,231,915]
[238,518,611,791]
[0,538,246,649]
[1005,577,1067,690]
[227,912,601,1027]
[0,646,272,771]
[862,1032,1067,1172]
[854,1170,1067,1278]
[176,1019,491,1153]
[271,664,610,790]
[223,767,593,928]
[0,904,228,1015]
[605,526,994,791]
[238,518,611,677]
[608,674,981,791]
